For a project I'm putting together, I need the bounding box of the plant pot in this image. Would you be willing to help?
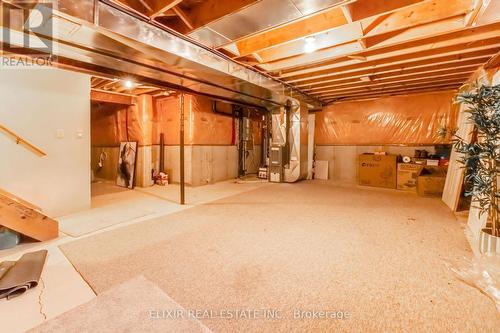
[479,228,500,254]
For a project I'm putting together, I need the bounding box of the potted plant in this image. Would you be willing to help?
[454,83,499,254]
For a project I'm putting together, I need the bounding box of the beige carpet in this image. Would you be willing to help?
[29,275,212,333]
[60,181,500,332]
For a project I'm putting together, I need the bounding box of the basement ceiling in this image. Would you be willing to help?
[112,0,500,104]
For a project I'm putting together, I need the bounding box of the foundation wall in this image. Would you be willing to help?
[91,94,264,187]
[315,145,436,183]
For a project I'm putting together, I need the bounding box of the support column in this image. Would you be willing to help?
[180,93,185,205]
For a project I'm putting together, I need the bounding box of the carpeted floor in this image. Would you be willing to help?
[30,276,212,333]
[59,181,500,332]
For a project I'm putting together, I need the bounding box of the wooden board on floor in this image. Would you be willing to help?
[0,191,58,241]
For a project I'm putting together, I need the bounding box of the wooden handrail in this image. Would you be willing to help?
[0,123,47,157]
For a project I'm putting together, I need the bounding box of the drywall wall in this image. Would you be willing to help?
[0,67,91,217]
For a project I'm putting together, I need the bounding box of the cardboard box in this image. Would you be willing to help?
[397,163,423,192]
[358,154,397,188]
[417,166,447,197]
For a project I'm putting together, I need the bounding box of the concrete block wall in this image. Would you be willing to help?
[92,145,239,187]
[315,145,436,183]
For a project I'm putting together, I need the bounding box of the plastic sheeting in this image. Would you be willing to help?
[154,94,234,145]
[315,90,459,145]
[451,253,500,312]
[92,94,237,146]
[91,95,154,146]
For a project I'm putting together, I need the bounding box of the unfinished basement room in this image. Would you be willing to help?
[1,0,500,332]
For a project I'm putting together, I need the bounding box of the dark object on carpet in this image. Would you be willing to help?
[0,229,20,250]
[0,250,48,299]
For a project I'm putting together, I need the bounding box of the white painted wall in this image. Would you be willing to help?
[0,67,91,217]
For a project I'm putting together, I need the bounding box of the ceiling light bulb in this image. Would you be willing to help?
[124,80,134,89]
[304,36,316,44]
[304,43,317,54]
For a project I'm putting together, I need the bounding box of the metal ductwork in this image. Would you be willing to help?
[0,0,322,110]
[270,99,308,183]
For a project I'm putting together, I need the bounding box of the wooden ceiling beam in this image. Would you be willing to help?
[324,87,458,104]
[256,24,363,63]
[91,89,135,105]
[261,17,470,72]
[278,21,500,78]
[236,0,470,66]
[362,16,468,49]
[283,38,500,83]
[484,50,500,69]
[308,73,472,95]
[320,82,461,100]
[295,56,491,89]
[148,0,184,19]
[360,0,470,37]
[318,79,465,97]
[304,67,478,92]
[476,0,500,26]
[172,6,193,30]
[233,7,347,58]
[311,76,470,97]
[464,0,487,26]
[346,0,427,22]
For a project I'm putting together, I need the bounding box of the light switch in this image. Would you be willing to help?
[56,129,64,138]
[76,130,84,139]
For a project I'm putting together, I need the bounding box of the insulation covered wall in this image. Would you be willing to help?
[91,93,239,186]
[315,90,458,145]
[154,95,234,145]
[91,95,154,146]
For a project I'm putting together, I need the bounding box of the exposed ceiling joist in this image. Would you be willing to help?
[110,0,500,103]
[279,21,500,78]
[284,39,500,83]
[308,73,473,95]
[295,56,493,89]
[260,16,473,71]
[324,85,460,103]
[233,6,348,57]
[149,0,184,19]
[313,76,469,97]
[346,0,427,22]
[303,68,478,93]
[172,6,194,30]
[290,47,500,87]
[236,0,471,67]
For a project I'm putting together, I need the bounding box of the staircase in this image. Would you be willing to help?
[0,188,59,241]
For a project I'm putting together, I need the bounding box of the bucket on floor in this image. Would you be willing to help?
[479,228,500,254]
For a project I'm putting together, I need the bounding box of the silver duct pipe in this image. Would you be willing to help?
[0,0,322,109]
[270,99,308,183]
